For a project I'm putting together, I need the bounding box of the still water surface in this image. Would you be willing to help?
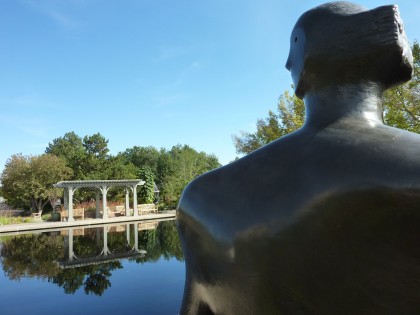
[0,220,185,315]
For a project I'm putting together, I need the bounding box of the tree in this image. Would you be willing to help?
[45,132,85,179]
[107,155,138,180]
[83,133,109,159]
[233,90,305,155]
[80,133,111,180]
[234,42,419,155]
[160,145,220,207]
[138,166,156,204]
[117,145,220,207]
[119,146,160,175]
[0,154,73,212]
[1,233,64,280]
[0,154,31,209]
[46,132,112,180]
[383,41,420,133]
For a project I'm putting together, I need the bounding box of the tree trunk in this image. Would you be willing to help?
[30,198,37,212]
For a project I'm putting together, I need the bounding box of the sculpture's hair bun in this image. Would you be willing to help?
[295,2,413,95]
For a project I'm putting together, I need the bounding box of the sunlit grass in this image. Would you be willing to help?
[0,216,34,225]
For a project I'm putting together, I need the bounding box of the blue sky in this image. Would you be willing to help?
[1,0,419,172]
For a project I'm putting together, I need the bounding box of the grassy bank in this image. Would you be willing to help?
[0,216,34,225]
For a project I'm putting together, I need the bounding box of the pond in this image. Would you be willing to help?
[0,220,185,315]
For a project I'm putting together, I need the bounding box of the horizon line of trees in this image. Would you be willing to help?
[1,132,220,213]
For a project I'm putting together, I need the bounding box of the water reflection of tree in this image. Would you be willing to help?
[51,262,122,296]
[72,231,102,258]
[134,221,184,263]
[1,233,63,280]
[0,221,183,295]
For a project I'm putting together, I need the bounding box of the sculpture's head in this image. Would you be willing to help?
[286,1,413,99]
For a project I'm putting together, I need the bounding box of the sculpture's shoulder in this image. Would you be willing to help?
[178,130,304,208]
[177,130,310,236]
[177,158,244,220]
[176,161,238,241]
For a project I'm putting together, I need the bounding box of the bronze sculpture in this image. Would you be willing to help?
[177,2,420,314]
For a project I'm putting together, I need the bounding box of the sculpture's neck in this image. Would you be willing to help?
[303,82,385,130]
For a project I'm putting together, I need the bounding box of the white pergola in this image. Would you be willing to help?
[54,179,145,222]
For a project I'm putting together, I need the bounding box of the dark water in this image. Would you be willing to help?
[0,220,185,315]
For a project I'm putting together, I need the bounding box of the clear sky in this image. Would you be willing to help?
[1,0,419,173]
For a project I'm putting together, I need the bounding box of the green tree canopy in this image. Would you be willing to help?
[383,41,420,132]
[160,145,220,207]
[46,132,112,180]
[40,131,222,208]
[45,132,85,179]
[107,155,138,180]
[233,90,305,155]
[138,166,156,204]
[0,154,73,212]
[117,145,220,207]
[119,146,160,175]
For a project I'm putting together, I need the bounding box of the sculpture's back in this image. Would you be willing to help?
[177,2,420,314]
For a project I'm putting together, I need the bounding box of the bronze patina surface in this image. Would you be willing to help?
[177,2,419,314]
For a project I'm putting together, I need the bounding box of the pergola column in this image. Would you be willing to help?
[64,188,69,211]
[125,188,130,216]
[68,187,74,222]
[101,186,109,219]
[134,223,139,252]
[126,223,130,246]
[103,226,110,256]
[133,185,138,216]
[95,191,101,218]
[68,228,75,261]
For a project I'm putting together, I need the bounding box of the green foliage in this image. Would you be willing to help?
[45,132,85,179]
[158,220,184,260]
[46,132,119,201]
[46,132,112,181]
[0,216,33,225]
[233,89,305,154]
[0,154,73,212]
[82,264,117,296]
[51,261,122,296]
[107,155,138,180]
[119,146,160,175]
[134,220,184,263]
[0,130,222,209]
[1,233,64,280]
[383,41,420,133]
[83,133,109,159]
[160,145,221,207]
[138,167,155,204]
[0,154,31,209]
[118,144,220,207]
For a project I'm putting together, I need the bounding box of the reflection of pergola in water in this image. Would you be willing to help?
[54,180,145,221]
[58,222,157,269]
